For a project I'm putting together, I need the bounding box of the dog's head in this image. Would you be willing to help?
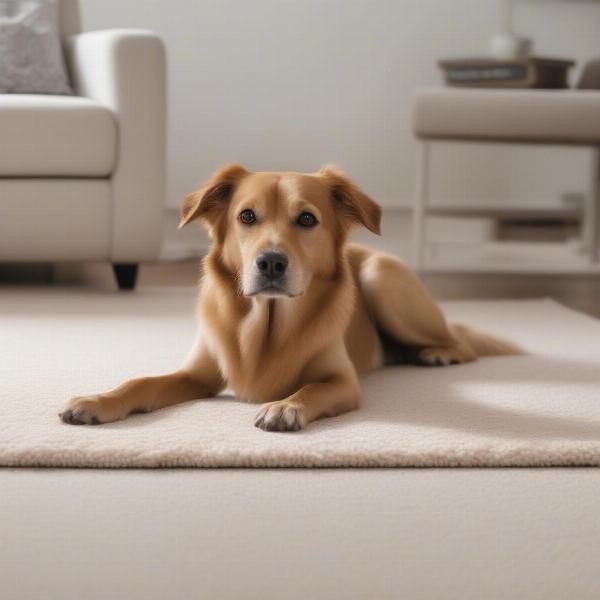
[179,164,381,297]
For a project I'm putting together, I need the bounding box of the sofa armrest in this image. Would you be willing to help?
[67,30,166,262]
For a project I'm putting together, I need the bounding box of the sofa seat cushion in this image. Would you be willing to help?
[0,94,116,176]
[413,88,600,144]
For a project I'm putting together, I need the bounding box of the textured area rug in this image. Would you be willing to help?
[1,289,599,468]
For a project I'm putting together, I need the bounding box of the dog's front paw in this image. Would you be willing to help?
[254,400,306,432]
[59,395,123,425]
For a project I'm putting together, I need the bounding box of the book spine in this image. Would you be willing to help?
[445,65,528,83]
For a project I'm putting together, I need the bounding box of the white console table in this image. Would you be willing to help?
[412,88,600,273]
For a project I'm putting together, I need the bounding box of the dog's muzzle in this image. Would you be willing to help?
[249,251,290,296]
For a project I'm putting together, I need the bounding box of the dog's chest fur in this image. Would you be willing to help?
[200,276,355,403]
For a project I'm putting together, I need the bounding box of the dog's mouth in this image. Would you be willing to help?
[245,279,302,298]
[248,284,285,296]
[246,285,301,298]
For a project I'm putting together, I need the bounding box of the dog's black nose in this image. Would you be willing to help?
[256,251,288,279]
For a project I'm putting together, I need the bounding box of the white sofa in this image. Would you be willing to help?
[0,0,166,289]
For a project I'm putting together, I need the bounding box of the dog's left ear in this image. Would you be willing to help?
[318,165,381,235]
[179,163,249,229]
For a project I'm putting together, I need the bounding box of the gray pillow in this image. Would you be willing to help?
[0,0,72,94]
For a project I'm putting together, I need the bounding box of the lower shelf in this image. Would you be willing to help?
[424,239,600,274]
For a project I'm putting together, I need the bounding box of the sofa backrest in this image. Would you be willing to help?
[59,0,81,41]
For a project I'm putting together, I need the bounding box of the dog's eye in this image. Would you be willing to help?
[239,209,257,225]
[296,212,318,228]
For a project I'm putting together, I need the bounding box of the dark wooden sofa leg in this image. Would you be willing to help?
[112,263,139,290]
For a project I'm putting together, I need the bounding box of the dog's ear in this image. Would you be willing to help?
[179,164,249,230]
[318,165,381,235]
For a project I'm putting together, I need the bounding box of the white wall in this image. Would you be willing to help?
[80,0,600,210]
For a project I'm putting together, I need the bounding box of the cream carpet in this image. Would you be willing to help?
[1,289,599,468]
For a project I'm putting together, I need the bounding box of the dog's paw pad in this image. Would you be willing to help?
[254,401,305,432]
[417,348,469,367]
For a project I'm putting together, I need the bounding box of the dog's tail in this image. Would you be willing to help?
[449,323,523,358]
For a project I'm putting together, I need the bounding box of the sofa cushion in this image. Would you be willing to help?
[0,94,116,176]
[413,88,600,144]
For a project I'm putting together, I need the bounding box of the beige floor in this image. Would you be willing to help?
[3,468,600,600]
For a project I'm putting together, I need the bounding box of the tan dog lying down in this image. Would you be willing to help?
[60,165,519,432]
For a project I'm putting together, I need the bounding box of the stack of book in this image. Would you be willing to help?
[438,57,575,89]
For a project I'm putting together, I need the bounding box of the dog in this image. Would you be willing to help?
[60,164,520,431]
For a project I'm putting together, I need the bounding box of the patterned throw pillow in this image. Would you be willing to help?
[0,0,72,94]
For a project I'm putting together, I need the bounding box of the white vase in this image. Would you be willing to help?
[490,33,533,60]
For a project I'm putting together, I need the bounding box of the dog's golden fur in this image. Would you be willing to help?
[60,165,520,431]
